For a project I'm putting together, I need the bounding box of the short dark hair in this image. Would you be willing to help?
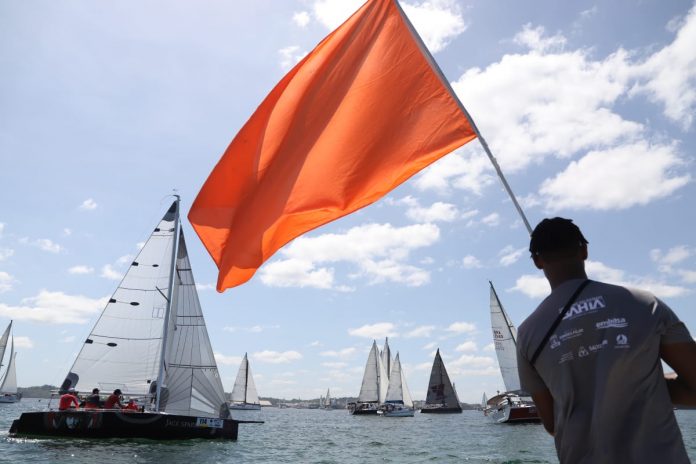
[92,388,100,394]
[529,217,588,256]
[114,389,122,395]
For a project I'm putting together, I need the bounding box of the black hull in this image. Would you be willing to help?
[420,407,462,414]
[9,411,244,440]
[350,409,379,415]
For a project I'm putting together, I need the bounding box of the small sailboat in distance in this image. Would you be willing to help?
[421,349,462,413]
[322,388,331,409]
[378,353,414,417]
[0,321,21,403]
[348,340,388,415]
[230,353,261,410]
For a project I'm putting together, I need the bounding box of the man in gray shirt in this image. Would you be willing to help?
[517,217,696,463]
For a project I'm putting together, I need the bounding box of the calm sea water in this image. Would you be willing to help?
[1,399,695,463]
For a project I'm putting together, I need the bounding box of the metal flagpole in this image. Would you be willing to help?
[393,0,533,235]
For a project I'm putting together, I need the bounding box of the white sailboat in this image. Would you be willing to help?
[421,349,462,413]
[349,340,388,415]
[485,281,539,423]
[380,337,392,380]
[322,388,331,409]
[10,198,251,439]
[230,353,261,410]
[378,353,414,417]
[0,321,21,403]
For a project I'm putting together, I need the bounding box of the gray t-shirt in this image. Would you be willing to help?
[517,279,693,464]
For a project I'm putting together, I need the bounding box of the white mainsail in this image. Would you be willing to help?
[61,199,229,418]
[380,337,392,380]
[324,388,331,407]
[159,231,229,418]
[0,321,11,370]
[489,281,521,392]
[425,349,459,408]
[0,339,17,393]
[231,353,260,405]
[384,353,413,408]
[358,340,389,403]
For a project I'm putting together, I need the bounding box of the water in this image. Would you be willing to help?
[1,400,695,463]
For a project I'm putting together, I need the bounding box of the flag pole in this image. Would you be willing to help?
[392,0,533,235]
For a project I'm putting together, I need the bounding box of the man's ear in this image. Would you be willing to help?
[580,244,588,260]
[532,254,544,270]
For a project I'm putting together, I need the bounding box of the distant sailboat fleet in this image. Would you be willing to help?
[0,321,21,404]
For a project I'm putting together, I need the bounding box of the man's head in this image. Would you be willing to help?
[114,389,122,396]
[92,388,99,394]
[529,217,589,287]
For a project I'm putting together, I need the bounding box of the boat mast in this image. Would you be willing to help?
[244,354,248,404]
[155,195,181,412]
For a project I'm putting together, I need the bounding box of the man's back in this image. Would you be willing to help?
[517,279,691,463]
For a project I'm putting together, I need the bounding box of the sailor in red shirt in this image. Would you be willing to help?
[58,388,79,410]
[103,389,124,409]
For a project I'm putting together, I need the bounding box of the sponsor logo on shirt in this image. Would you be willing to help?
[559,352,574,364]
[596,317,628,330]
[589,340,608,353]
[562,296,607,321]
[578,346,589,358]
[549,328,583,350]
[614,334,630,349]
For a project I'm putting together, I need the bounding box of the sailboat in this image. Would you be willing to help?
[484,281,540,423]
[229,353,261,410]
[378,353,414,417]
[348,340,388,415]
[0,321,21,403]
[380,337,392,380]
[322,388,331,409]
[421,349,462,413]
[10,198,258,439]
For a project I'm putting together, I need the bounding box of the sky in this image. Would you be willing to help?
[1,0,695,403]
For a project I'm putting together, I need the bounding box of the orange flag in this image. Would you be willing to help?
[189,0,477,291]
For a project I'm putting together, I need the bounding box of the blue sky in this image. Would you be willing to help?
[1,0,695,403]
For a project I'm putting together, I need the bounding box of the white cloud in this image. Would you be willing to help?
[448,353,497,373]
[630,4,696,129]
[401,0,468,53]
[279,45,307,71]
[79,198,98,211]
[481,213,501,227]
[0,271,17,293]
[651,246,692,266]
[195,283,215,291]
[319,347,357,359]
[538,142,689,211]
[100,264,123,281]
[462,255,482,269]
[14,336,33,349]
[292,11,311,28]
[223,325,280,333]
[214,352,243,366]
[446,322,476,334]
[511,274,550,298]
[252,350,303,364]
[414,149,494,195]
[321,361,348,369]
[455,341,478,352]
[260,223,439,289]
[483,343,495,352]
[0,223,4,237]
[21,237,63,253]
[61,336,76,344]
[62,228,72,237]
[404,325,435,338]
[0,290,107,324]
[68,265,94,275]
[513,24,566,53]
[422,341,437,350]
[678,270,696,284]
[0,248,14,261]
[499,245,526,267]
[399,196,459,223]
[348,322,397,339]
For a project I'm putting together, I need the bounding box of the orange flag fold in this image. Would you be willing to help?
[189,0,477,291]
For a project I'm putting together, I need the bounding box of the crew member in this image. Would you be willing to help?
[58,388,79,411]
[104,388,124,409]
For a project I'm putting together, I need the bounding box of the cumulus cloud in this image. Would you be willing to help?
[448,353,498,376]
[320,347,357,359]
[404,325,435,338]
[348,322,397,339]
[513,24,566,53]
[0,271,17,293]
[455,341,478,352]
[214,353,243,366]
[223,325,280,333]
[511,274,551,298]
[14,336,33,349]
[0,290,107,324]
[279,45,307,71]
[252,350,303,364]
[398,196,459,223]
[414,149,494,195]
[68,265,94,275]
[20,237,63,253]
[481,213,500,227]
[321,361,348,369]
[462,255,482,269]
[259,223,440,289]
[499,245,526,266]
[292,11,311,28]
[446,322,476,334]
[100,264,123,281]
[79,198,98,211]
[0,248,14,261]
[537,142,689,211]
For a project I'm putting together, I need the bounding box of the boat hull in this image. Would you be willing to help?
[9,410,243,440]
[229,403,261,411]
[420,406,462,414]
[349,402,380,415]
[0,393,21,403]
[378,408,414,417]
[486,403,540,424]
